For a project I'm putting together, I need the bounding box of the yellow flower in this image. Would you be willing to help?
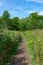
[38,39,41,42]
[29,39,34,44]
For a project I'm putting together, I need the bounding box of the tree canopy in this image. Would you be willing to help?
[0,10,43,30]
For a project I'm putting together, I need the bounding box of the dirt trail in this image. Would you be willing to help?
[9,39,31,65]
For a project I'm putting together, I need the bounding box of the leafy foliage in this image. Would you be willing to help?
[0,29,22,65]
[0,11,43,30]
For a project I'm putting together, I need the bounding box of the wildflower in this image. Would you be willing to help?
[38,39,41,42]
[29,39,34,44]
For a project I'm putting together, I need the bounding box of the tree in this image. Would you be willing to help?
[12,17,19,30]
[2,11,10,20]
[0,11,43,30]
[0,16,4,29]
[2,11,10,29]
[28,12,40,29]
[9,17,20,30]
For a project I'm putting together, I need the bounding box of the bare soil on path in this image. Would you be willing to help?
[9,39,31,65]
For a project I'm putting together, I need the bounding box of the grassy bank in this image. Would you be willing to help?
[23,30,43,65]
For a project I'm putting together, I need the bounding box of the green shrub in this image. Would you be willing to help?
[0,29,22,65]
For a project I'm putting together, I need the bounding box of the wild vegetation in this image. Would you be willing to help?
[0,29,22,65]
[0,11,43,65]
[23,30,43,65]
[0,11,43,30]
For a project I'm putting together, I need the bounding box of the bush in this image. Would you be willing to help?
[0,29,22,65]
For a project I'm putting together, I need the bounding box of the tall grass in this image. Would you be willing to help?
[23,30,43,65]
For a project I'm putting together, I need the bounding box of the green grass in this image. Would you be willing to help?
[23,29,43,65]
[0,29,43,65]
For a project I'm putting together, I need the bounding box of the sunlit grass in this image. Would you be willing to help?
[23,29,43,65]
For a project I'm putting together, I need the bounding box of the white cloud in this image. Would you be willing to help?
[26,10,35,14]
[14,6,23,11]
[0,2,3,7]
[26,0,43,3]
[26,10,43,15]
[38,12,43,15]
[17,7,22,10]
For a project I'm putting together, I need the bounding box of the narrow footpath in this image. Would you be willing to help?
[9,39,31,65]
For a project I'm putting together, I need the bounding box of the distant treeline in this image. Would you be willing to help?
[0,11,43,30]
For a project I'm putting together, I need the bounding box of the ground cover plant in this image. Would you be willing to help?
[23,30,43,65]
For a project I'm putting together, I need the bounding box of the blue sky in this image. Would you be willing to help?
[0,0,43,18]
